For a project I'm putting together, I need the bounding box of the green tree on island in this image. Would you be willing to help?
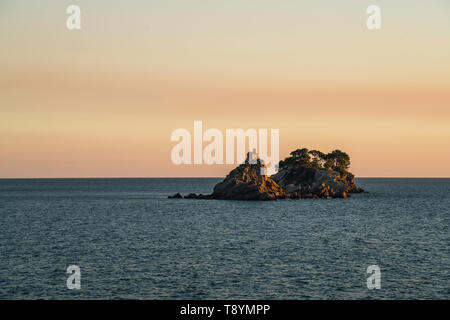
[290,148,311,166]
[326,149,350,173]
[278,148,351,174]
[308,150,327,169]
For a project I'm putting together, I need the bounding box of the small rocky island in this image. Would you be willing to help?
[169,148,366,200]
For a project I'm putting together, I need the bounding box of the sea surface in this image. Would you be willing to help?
[0,178,448,299]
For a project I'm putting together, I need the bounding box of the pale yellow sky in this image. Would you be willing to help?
[1,1,449,177]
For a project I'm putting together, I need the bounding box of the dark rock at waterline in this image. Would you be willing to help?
[168,192,215,199]
[183,193,215,199]
[179,193,213,199]
[168,192,182,199]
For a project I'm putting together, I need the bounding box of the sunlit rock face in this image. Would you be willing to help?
[211,155,288,201]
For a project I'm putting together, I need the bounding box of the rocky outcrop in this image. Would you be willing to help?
[209,157,288,200]
[168,149,366,200]
[271,165,364,199]
[168,154,288,200]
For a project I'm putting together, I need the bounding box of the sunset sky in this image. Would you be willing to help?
[1,0,449,178]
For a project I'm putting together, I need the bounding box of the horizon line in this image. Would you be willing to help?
[1,176,450,180]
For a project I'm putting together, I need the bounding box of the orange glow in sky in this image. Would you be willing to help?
[1,1,449,177]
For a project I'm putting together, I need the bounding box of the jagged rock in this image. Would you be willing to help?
[290,192,301,199]
[271,165,364,199]
[333,190,348,199]
[168,192,182,199]
[210,155,288,200]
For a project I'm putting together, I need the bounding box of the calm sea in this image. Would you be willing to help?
[0,178,448,299]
